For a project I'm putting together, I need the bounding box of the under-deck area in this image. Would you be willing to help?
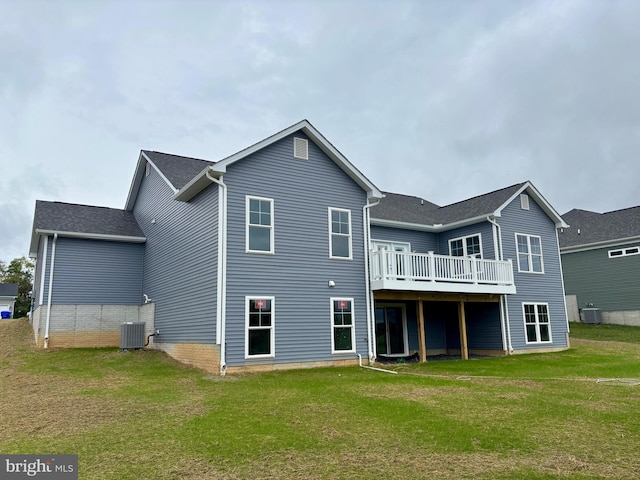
[374,291,506,362]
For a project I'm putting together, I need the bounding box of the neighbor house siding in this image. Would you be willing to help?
[223,133,369,367]
[49,238,144,304]
[132,161,218,344]
[561,244,640,312]
[499,196,568,350]
[370,225,437,253]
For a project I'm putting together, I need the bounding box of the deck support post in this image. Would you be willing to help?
[458,300,469,360]
[417,299,426,363]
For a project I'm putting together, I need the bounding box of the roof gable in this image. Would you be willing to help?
[174,120,384,203]
[559,206,640,250]
[30,201,145,256]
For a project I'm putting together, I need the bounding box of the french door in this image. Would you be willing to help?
[374,304,408,356]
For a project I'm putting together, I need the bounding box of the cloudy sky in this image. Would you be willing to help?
[2,0,639,262]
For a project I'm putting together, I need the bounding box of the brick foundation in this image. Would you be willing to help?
[156,342,221,374]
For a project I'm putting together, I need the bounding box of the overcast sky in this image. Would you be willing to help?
[2,0,639,262]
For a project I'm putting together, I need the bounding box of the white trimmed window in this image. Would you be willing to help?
[246,196,274,254]
[245,297,275,358]
[523,303,552,344]
[329,208,352,259]
[520,194,530,210]
[608,246,640,258]
[449,234,482,258]
[331,298,355,353]
[516,233,544,273]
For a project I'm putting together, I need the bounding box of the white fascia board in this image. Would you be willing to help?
[125,151,178,211]
[560,236,640,254]
[495,182,569,228]
[174,166,218,202]
[208,120,383,200]
[371,213,497,233]
[35,229,146,244]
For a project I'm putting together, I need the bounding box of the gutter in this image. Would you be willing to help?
[487,216,513,353]
[206,169,228,375]
[362,197,381,363]
[44,233,58,349]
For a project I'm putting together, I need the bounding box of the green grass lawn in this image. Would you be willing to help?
[1,319,639,479]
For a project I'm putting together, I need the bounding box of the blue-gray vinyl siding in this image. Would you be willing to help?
[561,244,640,312]
[498,196,568,349]
[41,237,143,305]
[132,163,218,343]
[223,132,370,367]
[370,226,437,253]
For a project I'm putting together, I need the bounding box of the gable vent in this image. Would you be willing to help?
[293,137,308,160]
[520,194,530,210]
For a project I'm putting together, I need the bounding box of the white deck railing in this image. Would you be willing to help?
[370,250,515,289]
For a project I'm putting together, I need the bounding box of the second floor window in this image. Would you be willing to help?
[516,233,543,273]
[449,234,482,258]
[246,196,274,254]
[329,208,352,259]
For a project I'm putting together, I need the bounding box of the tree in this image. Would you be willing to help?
[0,256,34,318]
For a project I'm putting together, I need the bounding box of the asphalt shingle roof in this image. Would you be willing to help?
[371,183,527,226]
[0,283,19,297]
[33,201,145,238]
[142,151,214,190]
[559,206,640,248]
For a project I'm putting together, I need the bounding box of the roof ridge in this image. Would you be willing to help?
[36,200,126,211]
[438,182,527,210]
[143,150,214,163]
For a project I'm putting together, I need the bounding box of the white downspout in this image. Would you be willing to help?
[487,216,513,353]
[44,233,58,349]
[363,198,381,364]
[556,228,571,344]
[206,169,228,375]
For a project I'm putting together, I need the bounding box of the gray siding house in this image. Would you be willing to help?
[0,283,19,318]
[29,120,570,374]
[559,206,640,326]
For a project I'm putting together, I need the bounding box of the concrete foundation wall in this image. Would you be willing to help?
[602,310,640,327]
[32,304,155,348]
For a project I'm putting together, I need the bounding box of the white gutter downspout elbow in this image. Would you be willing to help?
[44,233,58,349]
[363,197,381,364]
[487,216,513,354]
[206,169,228,375]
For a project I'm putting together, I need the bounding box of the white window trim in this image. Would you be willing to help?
[245,296,275,359]
[608,246,640,258]
[448,233,483,258]
[328,207,353,260]
[246,195,274,254]
[520,194,530,210]
[371,240,411,252]
[293,137,308,160]
[515,233,544,274]
[330,297,356,354]
[522,302,552,344]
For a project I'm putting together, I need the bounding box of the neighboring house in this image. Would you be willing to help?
[29,120,570,374]
[559,206,640,326]
[0,283,19,318]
